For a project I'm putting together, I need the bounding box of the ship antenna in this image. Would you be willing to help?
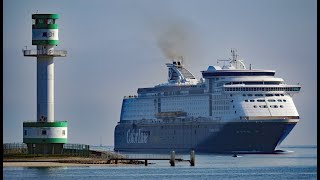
[231,48,238,61]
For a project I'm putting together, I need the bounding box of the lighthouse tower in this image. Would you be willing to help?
[23,14,68,154]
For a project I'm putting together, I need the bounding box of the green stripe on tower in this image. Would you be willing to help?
[32,14,59,19]
[23,138,67,144]
[23,121,68,127]
[32,40,59,45]
[33,24,58,29]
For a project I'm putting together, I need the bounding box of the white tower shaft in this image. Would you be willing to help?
[37,45,54,122]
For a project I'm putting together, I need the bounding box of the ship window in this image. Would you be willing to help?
[247,94,252,96]
[245,100,248,102]
[250,100,255,102]
[243,94,246,96]
[277,99,282,102]
[268,99,276,102]
[62,130,66,135]
[280,105,284,108]
[266,94,273,97]
[255,94,263,96]
[280,94,284,96]
[275,94,280,96]
[253,105,257,108]
[283,99,287,102]
[257,99,265,102]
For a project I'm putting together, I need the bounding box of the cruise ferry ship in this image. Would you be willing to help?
[114,50,301,153]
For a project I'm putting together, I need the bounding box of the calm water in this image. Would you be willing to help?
[4,146,317,180]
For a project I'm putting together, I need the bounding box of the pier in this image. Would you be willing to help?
[108,150,196,166]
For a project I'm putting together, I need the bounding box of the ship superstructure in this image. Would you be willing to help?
[114,50,301,153]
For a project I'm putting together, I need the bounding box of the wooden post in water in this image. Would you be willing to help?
[190,150,195,166]
[170,150,175,166]
[145,160,148,166]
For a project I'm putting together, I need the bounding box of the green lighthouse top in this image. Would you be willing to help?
[31,13,60,45]
[32,14,59,19]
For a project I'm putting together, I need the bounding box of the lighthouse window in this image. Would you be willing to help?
[47,19,54,24]
[24,130,27,136]
[42,130,47,135]
[62,130,66,135]
[37,19,44,24]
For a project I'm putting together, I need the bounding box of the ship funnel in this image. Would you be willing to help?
[171,56,183,67]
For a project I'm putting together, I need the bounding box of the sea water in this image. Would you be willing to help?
[3,146,317,180]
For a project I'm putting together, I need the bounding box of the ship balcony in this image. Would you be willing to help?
[223,84,301,94]
[23,49,67,57]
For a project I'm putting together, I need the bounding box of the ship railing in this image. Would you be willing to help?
[124,95,138,99]
[120,117,220,124]
[240,116,300,120]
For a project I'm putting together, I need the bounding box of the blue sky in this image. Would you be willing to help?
[4,0,317,146]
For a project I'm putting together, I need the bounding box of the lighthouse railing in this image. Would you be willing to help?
[23,50,67,57]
